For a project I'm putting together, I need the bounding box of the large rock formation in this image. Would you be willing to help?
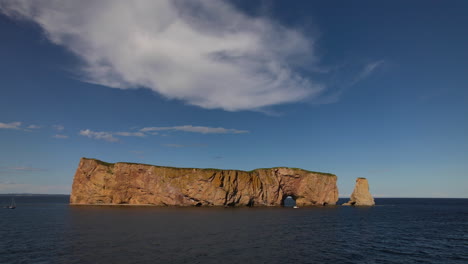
[343,177,375,206]
[70,158,339,207]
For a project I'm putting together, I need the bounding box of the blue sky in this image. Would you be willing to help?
[0,0,467,197]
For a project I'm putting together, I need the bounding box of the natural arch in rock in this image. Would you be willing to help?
[282,195,296,207]
[71,158,339,206]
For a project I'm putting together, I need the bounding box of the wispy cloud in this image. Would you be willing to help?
[0,166,47,172]
[163,144,187,148]
[163,143,207,148]
[53,134,69,139]
[354,60,384,83]
[141,125,248,134]
[79,129,119,142]
[114,132,145,137]
[78,129,146,142]
[53,125,65,131]
[0,121,21,129]
[79,124,247,142]
[0,0,324,111]
[1,121,44,132]
[311,60,385,105]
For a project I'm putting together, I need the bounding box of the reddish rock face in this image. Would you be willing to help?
[70,158,339,207]
[343,178,375,206]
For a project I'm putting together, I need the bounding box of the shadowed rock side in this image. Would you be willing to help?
[70,158,339,207]
[343,178,375,206]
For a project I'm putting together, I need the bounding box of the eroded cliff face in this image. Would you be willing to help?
[70,158,339,206]
[343,178,375,206]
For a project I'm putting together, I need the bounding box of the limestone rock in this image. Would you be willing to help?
[70,158,339,207]
[343,177,375,206]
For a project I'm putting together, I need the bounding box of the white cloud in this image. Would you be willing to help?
[79,125,247,142]
[27,125,41,129]
[0,0,324,111]
[0,121,21,129]
[114,132,146,137]
[53,134,69,139]
[78,129,146,142]
[79,129,119,142]
[53,125,65,131]
[140,125,248,134]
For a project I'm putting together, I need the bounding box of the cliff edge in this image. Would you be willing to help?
[70,158,339,207]
[343,177,375,206]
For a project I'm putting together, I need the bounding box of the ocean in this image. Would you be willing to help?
[1,196,467,264]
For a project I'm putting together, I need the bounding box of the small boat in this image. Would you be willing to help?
[293,205,299,209]
[4,198,16,209]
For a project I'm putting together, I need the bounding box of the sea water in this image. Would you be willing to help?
[0,196,467,264]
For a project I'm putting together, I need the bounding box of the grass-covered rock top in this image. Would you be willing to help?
[82,157,336,177]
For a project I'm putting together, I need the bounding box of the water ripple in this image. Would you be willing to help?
[0,197,467,264]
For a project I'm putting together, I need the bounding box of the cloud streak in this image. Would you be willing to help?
[53,125,64,131]
[355,60,384,83]
[0,166,47,172]
[163,144,187,148]
[0,121,21,129]
[114,132,146,137]
[78,130,146,142]
[0,0,324,111]
[79,129,119,142]
[53,134,69,139]
[140,125,248,134]
[311,60,384,105]
[163,143,207,148]
[79,125,248,142]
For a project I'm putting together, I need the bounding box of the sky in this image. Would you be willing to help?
[0,0,467,197]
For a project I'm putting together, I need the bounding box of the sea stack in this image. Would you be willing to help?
[343,177,375,206]
[70,158,339,207]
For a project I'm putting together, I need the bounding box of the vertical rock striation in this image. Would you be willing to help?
[70,158,339,206]
[343,177,375,206]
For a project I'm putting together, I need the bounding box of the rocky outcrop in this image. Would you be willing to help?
[343,177,375,206]
[70,158,339,207]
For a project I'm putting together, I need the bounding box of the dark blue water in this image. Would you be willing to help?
[1,196,467,264]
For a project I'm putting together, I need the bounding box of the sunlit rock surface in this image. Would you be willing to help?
[343,178,375,206]
[70,158,339,207]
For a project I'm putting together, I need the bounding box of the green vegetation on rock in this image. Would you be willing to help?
[81,157,335,177]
